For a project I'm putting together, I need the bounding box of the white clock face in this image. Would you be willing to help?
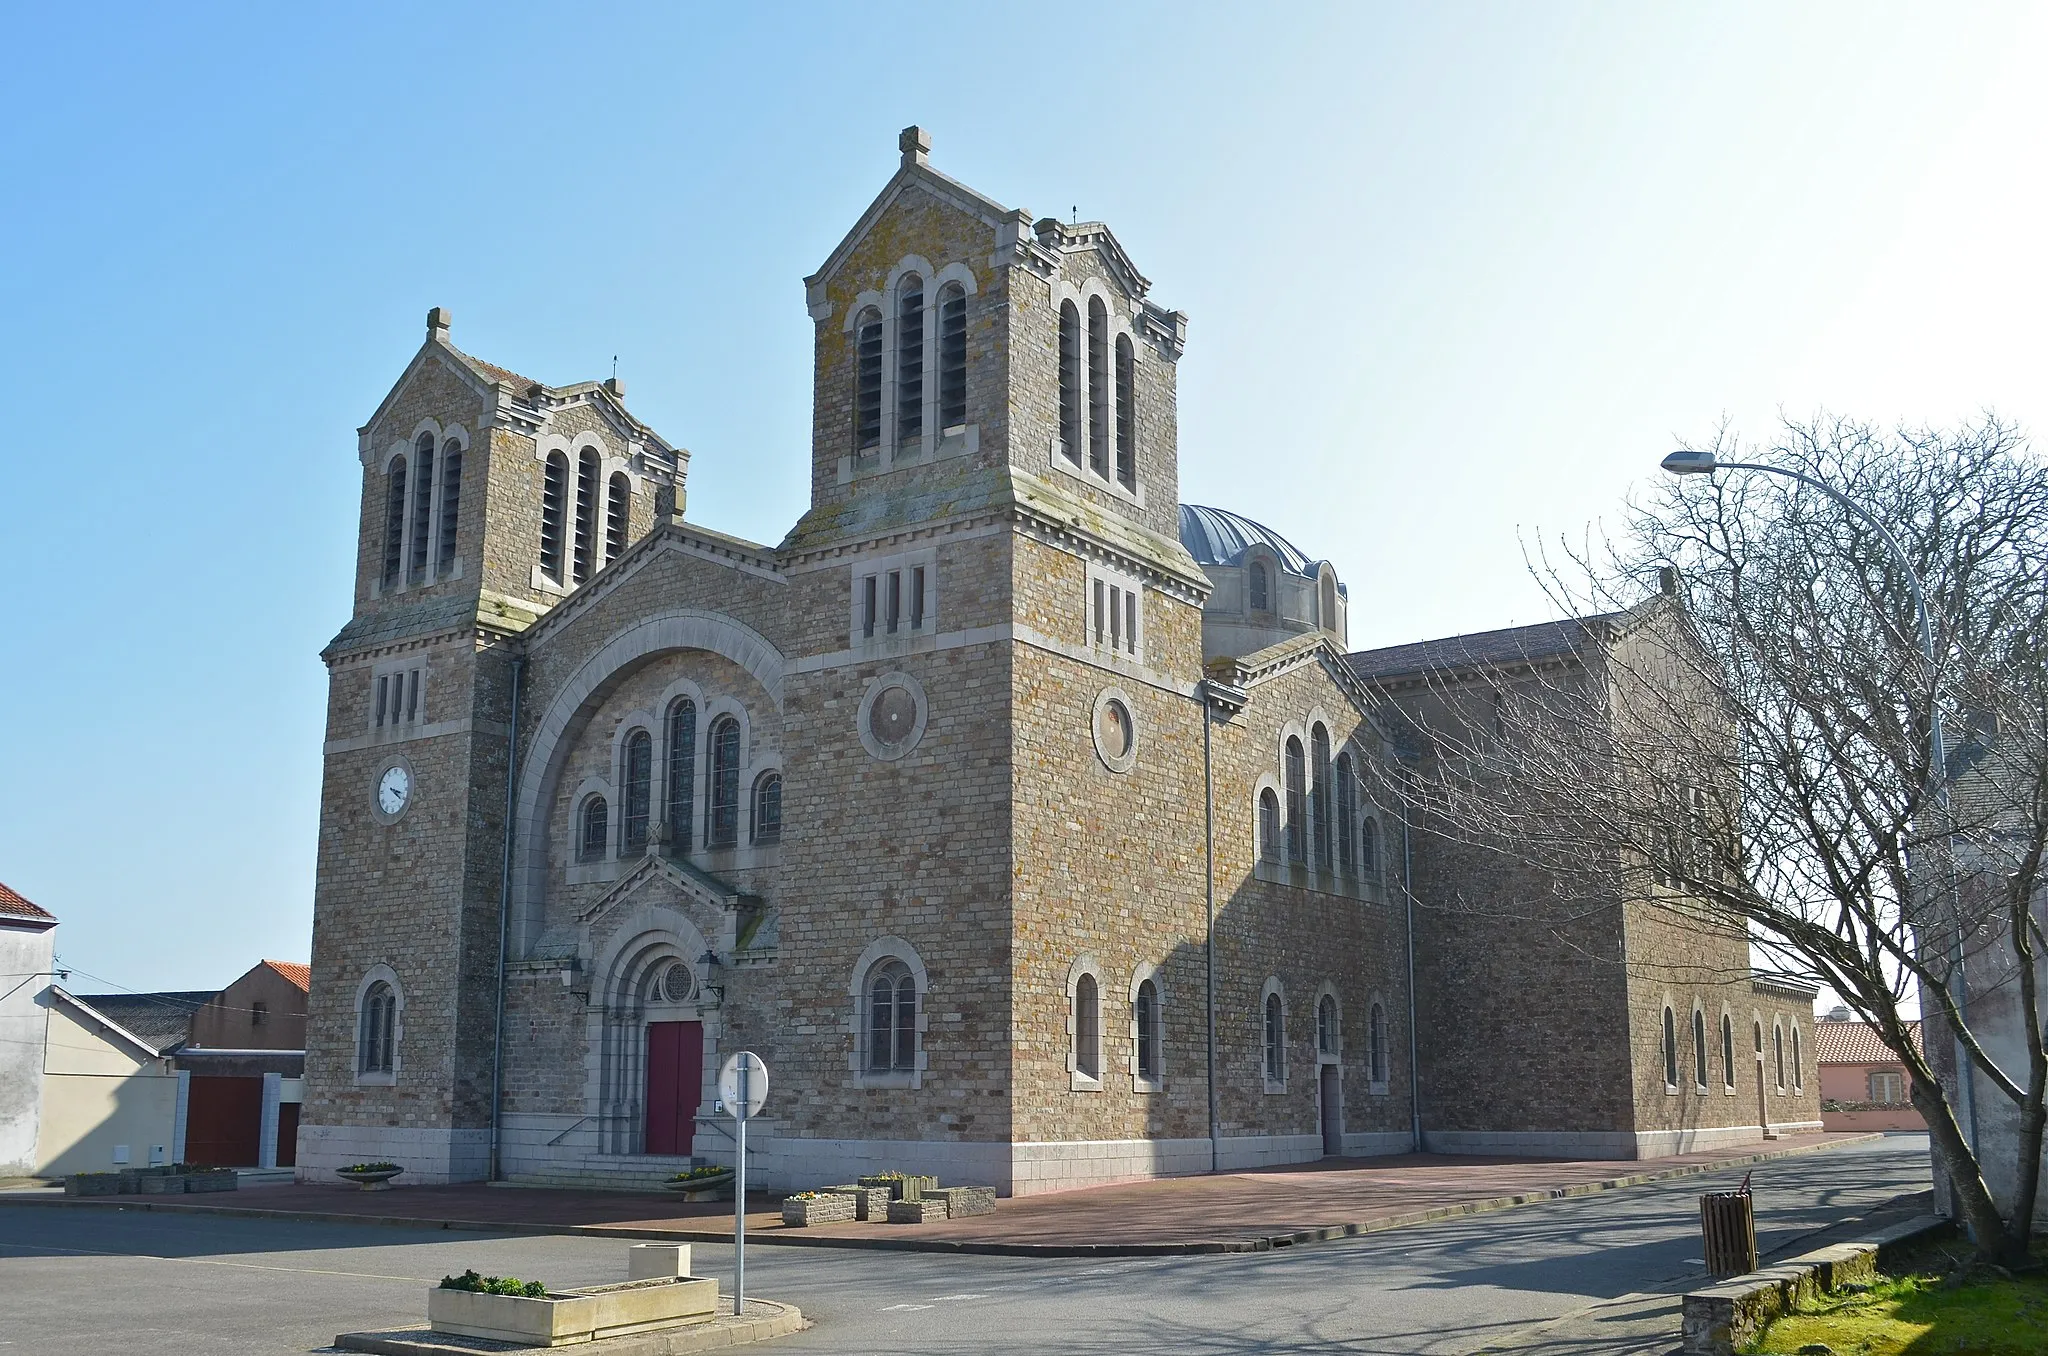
[377,765,411,817]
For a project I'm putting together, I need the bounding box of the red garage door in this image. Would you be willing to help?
[184,1076,263,1167]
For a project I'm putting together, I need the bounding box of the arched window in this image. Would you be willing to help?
[1057,300,1081,462]
[937,282,967,430]
[865,959,917,1073]
[1086,297,1109,476]
[1662,1007,1679,1089]
[1259,788,1281,863]
[707,716,741,848]
[752,771,782,844]
[1335,752,1357,873]
[437,440,463,577]
[1368,1002,1388,1084]
[1317,993,1338,1056]
[1774,1023,1785,1090]
[579,795,609,861]
[605,471,629,566]
[382,455,408,589]
[1264,990,1286,1085]
[665,698,696,855]
[1792,1026,1803,1091]
[1693,1009,1709,1089]
[1114,333,1135,488]
[1722,1014,1736,1088]
[621,731,652,855]
[409,433,435,585]
[358,980,397,1075]
[1249,560,1271,612]
[1134,978,1161,1081]
[572,448,600,584]
[1285,737,1307,863]
[540,451,568,583]
[1311,726,1333,871]
[896,274,924,448]
[1320,573,1338,633]
[1362,816,1380,877]
[1074,972,1101,1080]
[854,307,883,452]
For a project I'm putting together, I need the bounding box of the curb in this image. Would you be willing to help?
[1680,1213,1951,1355]
[1,1133,1882,1259]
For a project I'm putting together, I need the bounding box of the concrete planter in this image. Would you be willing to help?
[139,1174,189,1194]
[185,1169,239,1193]
[64,1173,124,1197]
[861,1173,938,1202]
[886,1196,949,1224]
[828,1184,892,1220]
[929,1186,996,1218]
[781,1194,857,1227]
[428,1276,719,1347]
[337,1167,404,1191]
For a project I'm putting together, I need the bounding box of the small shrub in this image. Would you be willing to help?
[342,1162,402,1174]
[666,1165,730,1182]
[439,1269,547,1298]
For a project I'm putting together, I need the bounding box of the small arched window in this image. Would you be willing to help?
[752,771,782,844]
[621,731,652,855]
[896,275,925,447]
[1317,993,1338,1056]
[1264,991,1286,1085]
[382,454,408,589]
[1285,737,1307,864]
[358,980,397,1075]
[540,452,568,583]
[1259,788,1281,863]
[1662,1007,1679,1089]
[605,471,630,566]
[1114,333,1135,488]
[1368,1002,1388,1084]
[1722,1014,1736,1088]
[1320,572,1338,634]
[1335,752,1357,873]
[665,697,697,855]
[1693,1009,1709,1089]
[1311,726,1334,871]
[1086,297,1110,476]
[572,448,600,584]
[1135,978,1161,1081]
[1362,816,1380,877]
[579,795,609,861]
[1774,1023,1785,1090]
[1792,1026,1803,1091]
[1057,300,1081,462]
[865,960,917,1073]
[937,282,967,430]
[854,307,883,452]
[1074,972,1101,1081]
[409,433,435,585]
[1249,560,1271,612]
[707,716,741,848]
[437,440,463,577]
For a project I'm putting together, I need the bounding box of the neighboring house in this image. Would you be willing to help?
[1813,1010,1927,1132]
[1,883,60,1177]
[182,960,309,1168]
[38,987,199,1176]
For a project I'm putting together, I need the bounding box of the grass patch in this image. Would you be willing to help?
[1744,1242,2048,1356]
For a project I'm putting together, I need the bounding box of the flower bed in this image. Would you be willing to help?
[428,1274,718,1346]
[337,1163,405,1191]
[780,1192,857,1227]
[859,1172,939,1202]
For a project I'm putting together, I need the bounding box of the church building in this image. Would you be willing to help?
[301,129,1818,1192]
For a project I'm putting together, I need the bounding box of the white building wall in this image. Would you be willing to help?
[0,922,55,1177]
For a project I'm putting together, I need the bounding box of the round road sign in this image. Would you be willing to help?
[718,1051,768,1119]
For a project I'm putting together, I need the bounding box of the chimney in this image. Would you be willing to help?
[426,307,451,343]
[604,376,627,399]
[899,125,930,170]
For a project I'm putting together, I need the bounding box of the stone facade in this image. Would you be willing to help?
[301,128,1806,1193]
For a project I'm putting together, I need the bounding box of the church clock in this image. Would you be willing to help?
[376,763,412,818]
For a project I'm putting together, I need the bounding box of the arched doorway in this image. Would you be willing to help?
[596,924,712,1157]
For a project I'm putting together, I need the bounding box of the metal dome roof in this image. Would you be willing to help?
[1178,504,1321,578]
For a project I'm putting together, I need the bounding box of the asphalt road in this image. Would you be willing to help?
[0,1135,1930,1356]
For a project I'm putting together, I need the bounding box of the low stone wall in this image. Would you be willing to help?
[826,1184,891,1220]
[886,1197,949,1224]
[781,1194,857,1227]
[930,1186,996,1218]
[1680,1216,1949,1355]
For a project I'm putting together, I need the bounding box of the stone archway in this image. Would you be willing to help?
[593,914,714,1157]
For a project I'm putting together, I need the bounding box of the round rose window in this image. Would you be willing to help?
[869,685,919,748]
[659,961,694,1004]
[1095,698,1132,759]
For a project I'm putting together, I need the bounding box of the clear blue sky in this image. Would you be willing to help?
[2,4,2041,992]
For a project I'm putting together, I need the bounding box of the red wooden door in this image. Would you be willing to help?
[644,1021,702,1156]
[276,1102,301,1167]
[185,1076,263,1167]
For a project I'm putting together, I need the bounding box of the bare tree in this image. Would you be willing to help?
[1373,415,2048,1264]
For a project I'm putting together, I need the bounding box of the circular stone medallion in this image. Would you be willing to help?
[1091,687,1139,773]
[858,673,929,761]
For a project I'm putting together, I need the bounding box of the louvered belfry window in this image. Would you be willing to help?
[572,448,599,584]
[605,472,629,566]
[1086,297,1109,477]
[382,456,408,589]
[540,452,567,582]
[409,434,435,585]
[1058,301,1081,462]
[707,715,741,847]
[1114,333,1136,488]
[665,697,697,855]
[437,441,462,577]
[896,275,924,447]
[937,283,967,429]
[854,308,883,452]
[621,730,652,855]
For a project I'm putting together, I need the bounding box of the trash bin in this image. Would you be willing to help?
[1700,1186,1757,1278]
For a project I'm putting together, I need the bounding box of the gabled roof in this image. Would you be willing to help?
[807,128,1019,293]
[59,988,212,1055]
[263,960,311,993]
[0,880,56,926]
[1814,1018,1921,1065]
[1347,615,1623,683]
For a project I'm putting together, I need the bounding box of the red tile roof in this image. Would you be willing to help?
[1814,1018,1921,1065]
[264,960,311,993]
[0,881,56,923]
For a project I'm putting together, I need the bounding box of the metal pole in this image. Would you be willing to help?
[734,1062,746,1316]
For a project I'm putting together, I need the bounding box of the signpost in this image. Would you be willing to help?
[717,1051,768,1316]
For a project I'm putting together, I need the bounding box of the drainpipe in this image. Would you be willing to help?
[1202,683,1219,1175]
[1403,807,1422,1152]
[488,653,525,1183]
